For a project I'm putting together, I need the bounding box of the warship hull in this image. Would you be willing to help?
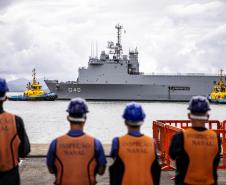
[45,75,220,101]
[45,25,224,101]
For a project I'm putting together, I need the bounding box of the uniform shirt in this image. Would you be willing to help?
[0,106,30,158]
[47,129,107,173]
[169,127,221,185]
[110,131,161,185]
[0,105,30,185]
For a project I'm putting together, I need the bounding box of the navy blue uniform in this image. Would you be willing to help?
[47,129,107,176]
[110,130,161,185]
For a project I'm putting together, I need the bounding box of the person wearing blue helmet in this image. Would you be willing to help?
[46,97,106,185]
[0,78,30,185]
[169,96,221,185]
[109,102,161,185]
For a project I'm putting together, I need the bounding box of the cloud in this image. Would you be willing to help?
[0,0,226,81]
[0,0,16,13]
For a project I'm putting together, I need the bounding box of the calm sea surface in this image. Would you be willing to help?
[4,93,226,144]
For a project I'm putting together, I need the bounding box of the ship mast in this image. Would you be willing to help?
[32,68,37,84]
[220,69,224,81]
[115,24,123,60]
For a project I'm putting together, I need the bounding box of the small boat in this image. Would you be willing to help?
[8,69,57,101]
[208,69,226,104]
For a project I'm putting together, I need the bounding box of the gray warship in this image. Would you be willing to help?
[45,24,224,101]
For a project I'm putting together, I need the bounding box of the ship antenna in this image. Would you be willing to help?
[115,24,123,60]
[90,42,92,58]
[91,41,93,58]
[96,40,98,58]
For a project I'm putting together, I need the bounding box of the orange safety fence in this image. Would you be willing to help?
[157,120,221,129]
[152,121,166,164]
[222,120,226,130]
[153,120,226,171]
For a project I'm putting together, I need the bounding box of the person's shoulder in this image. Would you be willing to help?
[14,114,25,129]
[56,134,67,140]
[85,134,101,142]
[15,115,23,122]
[93,137,103,145]
[4,111,22,120]
[142,134,152,139]
[118,134,129,139]
[111,136,120,144]
[172,130,184,140]
[49,138,57,148]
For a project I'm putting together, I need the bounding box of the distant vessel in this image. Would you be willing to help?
[9,69,57,101]
[45,24,224,101]
[208,69,226,104]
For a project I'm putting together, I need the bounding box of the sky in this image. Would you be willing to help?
[0,0,226,81]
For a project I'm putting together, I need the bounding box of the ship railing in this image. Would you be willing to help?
[144,72,225,76]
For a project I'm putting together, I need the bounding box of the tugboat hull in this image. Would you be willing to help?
[208,98,226,104]
[8,93,57,101]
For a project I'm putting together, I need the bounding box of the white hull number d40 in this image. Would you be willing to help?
[68,87,81,93]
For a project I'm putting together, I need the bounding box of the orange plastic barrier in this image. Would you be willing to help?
[157,120,221,129]
[152,121,166,164]
[222,120,226,130]
[153,120,226,171]
[222,121,226,158]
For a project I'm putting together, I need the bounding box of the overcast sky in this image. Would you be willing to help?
[0,0,226,81]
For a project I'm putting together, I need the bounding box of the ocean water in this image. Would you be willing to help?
[4,96,226,144]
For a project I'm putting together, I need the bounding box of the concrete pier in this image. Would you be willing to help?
[19,144,226,185]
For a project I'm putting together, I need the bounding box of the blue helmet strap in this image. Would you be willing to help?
[68,114,86,122]
[68,117,85,122]
[126,121,143,126]
[190,113,208,121]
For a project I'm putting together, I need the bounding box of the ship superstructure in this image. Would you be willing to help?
[45,25,224,101]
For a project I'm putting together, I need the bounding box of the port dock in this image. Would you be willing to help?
[20,144,226,185]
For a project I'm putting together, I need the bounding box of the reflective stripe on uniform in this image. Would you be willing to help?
[118,134,155,185]
[55,134,97,185]
[0,112,21,172]
[183,128,218,185]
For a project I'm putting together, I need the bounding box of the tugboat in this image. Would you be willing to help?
[8,69,57,101]
[208,69,226,104]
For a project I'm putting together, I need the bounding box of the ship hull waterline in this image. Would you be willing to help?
[45,80,216,101]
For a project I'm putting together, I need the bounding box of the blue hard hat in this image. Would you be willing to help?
[123,102,146,122]
[0,78,9,93]
[187,96,210,113]
[66,97,89,114]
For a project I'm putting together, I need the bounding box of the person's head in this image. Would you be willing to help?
[187,96,211,127]
[66,97,89,128]
[0,78,9,105]
[122,102,146,130]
